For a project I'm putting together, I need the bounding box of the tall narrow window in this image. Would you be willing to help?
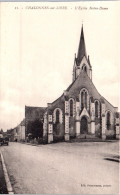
[85,92,87,108]
[81,92,84,110]
[70,99,73,116]
[95,101,98,117]
[107,112,111,130]
[84,66,87,72]
[56,110,60,123]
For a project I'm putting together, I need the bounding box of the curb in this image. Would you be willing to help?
[0,152,14,194]
[104,157,120,163]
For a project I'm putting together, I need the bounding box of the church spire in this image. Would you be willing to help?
[72,25,92,81]
[77,25,87,64]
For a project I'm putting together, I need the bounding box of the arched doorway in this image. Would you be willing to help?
[80,116,88,134]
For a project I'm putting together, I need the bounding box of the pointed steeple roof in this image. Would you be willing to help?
[88,55,92,68]
[77,25,87,64]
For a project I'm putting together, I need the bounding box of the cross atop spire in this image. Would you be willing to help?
[77,25,87,64]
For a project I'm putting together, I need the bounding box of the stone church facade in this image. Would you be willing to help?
[25,26,120,143]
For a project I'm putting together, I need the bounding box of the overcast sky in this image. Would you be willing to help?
[0,1,120,131]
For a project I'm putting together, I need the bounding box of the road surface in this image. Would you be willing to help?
[0,141,119,194]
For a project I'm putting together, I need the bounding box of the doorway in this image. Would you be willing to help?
[80,116,88,134]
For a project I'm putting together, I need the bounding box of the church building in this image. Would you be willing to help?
[25,26,120,143]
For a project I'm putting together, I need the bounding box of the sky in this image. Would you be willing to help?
[0,1,120,131]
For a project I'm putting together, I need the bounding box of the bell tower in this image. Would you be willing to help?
[73,25,92,81]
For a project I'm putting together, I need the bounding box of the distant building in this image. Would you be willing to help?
[6,119,26,142]
[20,119,25,140]
[13,119,26,141]
[25,26,120,143]
[6,128,16,141]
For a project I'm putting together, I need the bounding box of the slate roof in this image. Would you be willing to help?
[67,70,100,97]
[25,106,46,121]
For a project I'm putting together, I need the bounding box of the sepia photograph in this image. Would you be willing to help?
[0,1,120,194]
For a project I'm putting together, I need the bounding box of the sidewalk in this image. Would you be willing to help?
[0,153,8,194]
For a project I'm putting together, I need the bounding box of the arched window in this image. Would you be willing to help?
[82,64,87,73]
[53,108,63,124]
[80,89,88,110]
[70,99,73,116]
[107,112,111,130]
[95,101,98,117]
[84,66,87,72]
[56,110,60,123]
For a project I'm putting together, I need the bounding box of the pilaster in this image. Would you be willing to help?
[90,68,92,80]
[91,121,95,134]
[64,101,70,141]
[115,117,120,139]
[65,115,69,141]
[75,101,80,137]
[48,114,53,143]
[43,112,48,144]
[90,101,95,134]
[101,103,106,140]
[76,120,80,137]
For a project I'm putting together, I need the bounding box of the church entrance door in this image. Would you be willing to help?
[80,116,88,134]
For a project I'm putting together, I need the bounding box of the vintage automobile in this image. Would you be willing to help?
[0,137,9,146]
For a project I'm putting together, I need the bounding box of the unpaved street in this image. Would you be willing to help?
[0,141,119,194]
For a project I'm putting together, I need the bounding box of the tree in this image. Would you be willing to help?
[27,119,43,139]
